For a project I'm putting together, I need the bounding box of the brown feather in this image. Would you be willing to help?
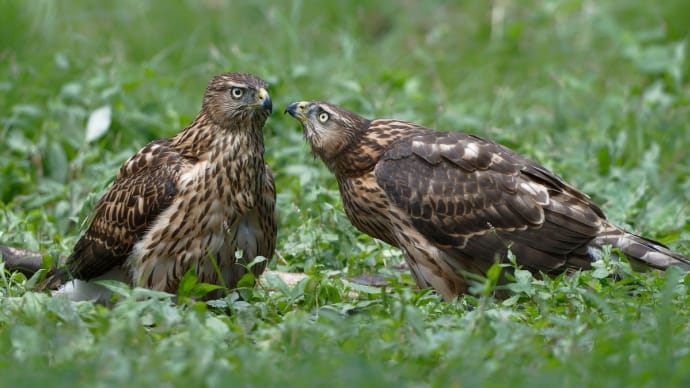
[48,72,276,298]
[286,100,690,299]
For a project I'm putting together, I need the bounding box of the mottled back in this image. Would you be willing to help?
[67,139,189,279]
[286,100,690,299]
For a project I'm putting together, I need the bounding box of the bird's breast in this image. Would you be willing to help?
[129,149,268,291]
[337,173,401,247]
[217,137,265,210]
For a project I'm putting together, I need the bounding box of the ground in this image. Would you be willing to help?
[1,1,690,386]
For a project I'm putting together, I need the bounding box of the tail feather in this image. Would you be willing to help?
[0,245,69,288]
[1,245,53,276]
[590,225,690,270]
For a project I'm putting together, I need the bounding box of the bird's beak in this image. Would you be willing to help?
[284,101,308,121]
[257,88,272,114]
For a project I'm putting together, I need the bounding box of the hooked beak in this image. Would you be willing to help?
[284,101,308,121]
[258,88,272,114]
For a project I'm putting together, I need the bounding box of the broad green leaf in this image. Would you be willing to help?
[85,105,112,142]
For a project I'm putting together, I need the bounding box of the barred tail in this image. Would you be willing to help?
[589,225,690,271]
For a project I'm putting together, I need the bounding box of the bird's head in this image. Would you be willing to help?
[202,72,272,128]
[285,101,370,163]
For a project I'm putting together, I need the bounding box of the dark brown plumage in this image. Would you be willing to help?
[285,100,690,299]
[43,72,276,300]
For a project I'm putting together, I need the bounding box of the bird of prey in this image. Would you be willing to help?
[42,72,276,301]
[285,100,690,299]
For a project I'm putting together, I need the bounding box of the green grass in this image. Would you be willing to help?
[2,0,690,386]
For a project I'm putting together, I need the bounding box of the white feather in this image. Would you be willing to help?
[53,267,129,303]
[464,142,479,160]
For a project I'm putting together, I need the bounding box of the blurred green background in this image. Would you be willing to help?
[1,1,690,385]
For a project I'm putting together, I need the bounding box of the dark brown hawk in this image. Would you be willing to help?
[46,72,276,300]
[285,100,690,299]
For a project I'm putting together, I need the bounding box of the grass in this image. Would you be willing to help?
[1,0,690,386]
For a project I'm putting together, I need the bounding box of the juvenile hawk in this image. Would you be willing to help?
[48,72,276,300]
[286,100,690,299]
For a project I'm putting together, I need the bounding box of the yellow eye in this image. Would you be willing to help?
[318,112,329,123]
[230,87,244,99]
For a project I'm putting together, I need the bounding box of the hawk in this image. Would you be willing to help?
[285,100,690,299]
[44,72,276,301]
